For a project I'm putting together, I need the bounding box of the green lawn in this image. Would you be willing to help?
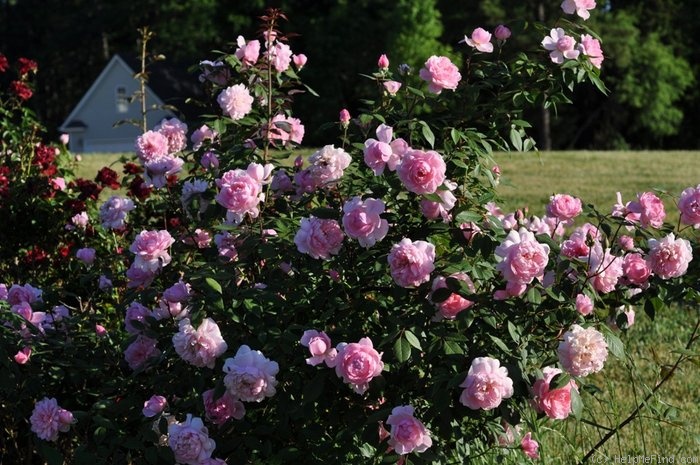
[77,150,700,461]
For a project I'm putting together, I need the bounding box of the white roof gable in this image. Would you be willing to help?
[59,55,169,132]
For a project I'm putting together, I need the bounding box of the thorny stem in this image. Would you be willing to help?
[578,317,700,465]
[137,27,153,133]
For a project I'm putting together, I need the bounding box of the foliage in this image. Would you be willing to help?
[1,5,699,465]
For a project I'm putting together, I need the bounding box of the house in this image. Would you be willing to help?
[59,54,204,153]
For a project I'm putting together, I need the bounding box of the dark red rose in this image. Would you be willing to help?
[0,54,9,73]
[10,80,32,100]
[123,162,143,175]
[73,178,103,201]
[17,57,38,75]
[95,166,121,189]
[128,176,152,200]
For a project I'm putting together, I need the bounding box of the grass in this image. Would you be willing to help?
[77,150,700,461]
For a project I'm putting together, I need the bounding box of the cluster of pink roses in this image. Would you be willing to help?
[215,162,273,225]
[135,117,188,188]
[126,229,175,288]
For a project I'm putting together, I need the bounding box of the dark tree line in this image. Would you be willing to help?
[1,0,697,149]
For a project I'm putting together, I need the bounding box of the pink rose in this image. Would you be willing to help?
[622,253,652,285]
[521,432,540,459]
[532,367,578,419]
[388,238,436,288]
[460,222,482,243]
[135,130,169,164]
[173,318,228,369]
[294,217,345,260]
[419,56,461,94]
[125,301,153,334]
[618,235,635,251]
[546,194,582,221]
[30,397,75,442]
[386,405,432,455]
[14,346,31,364]
[363,124,405,175]
[333,337,384,394]
[223,345,279,402]
[235,36,260,67]
[268,42,293,72]
[495,228,550,288]
[561,223,600,258]
[129,230,175,272]
[7,284,42,306]
[342,197,389,248]
[168,415,216,465]
[191,125,218,151]
[587,246,623,294]
[463,27,493,53]
[268,114,305,146]
[420,180,457,222]
[50,177,66,191]
[124,335,161,371]
[430,273,475,320]
[542,28,580,64]
[575,293,594,316]
[300,330,337,367]
[459,357,514,410]
[561,0,596,20]
[307,145,352,186]
[154,117,188,154]
[396,149,446,195]
[217,84,254,120]
[292,53,308,69]
[203,389,245,424]
[383,80,402,95]
[679,185,700,228]
[339,109,351,127]
[59,133,69,145]
[627,192,666,229]
[494,25,512,41]
[377,54,390,70]
[215,166,267,224]
[579,34,604,69]
[558,325,608,377]
[142,395,167,417]
[647,233,693,279]
[100,195,135,230]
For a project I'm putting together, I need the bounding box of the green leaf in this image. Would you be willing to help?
[420,121,435,148]
[443,340,464,355]
[394,336,411,362]
[509,127,523,151]
[37,442,64,465]
[404,330,422,350]
[431,287,452,303]
[205,277,222,294]
[570,387,583,420]
[602,326,625,359]
[454,210,482,224]
[549,372,571,390]
[489,335,510,354]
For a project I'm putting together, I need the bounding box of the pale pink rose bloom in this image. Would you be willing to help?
[223,345,279,402]
[546,194,582,221]
[268,114,305,146]
[70,211,89,229]
[168,414,216,465]
[307,145,352,186]
[235,36,261,67]
[50,177,66,191]
[521,432,540,459]
[339,108,351,127]
[612,192,641,227]
[383,80,402,95]
[75,247,96,265]
[627,192,666,229]
[292,53,308,69]
[173,318,228,369]
[144,155,184,189]
[575,293,594,316]
[558,324,608,377]
[214,231,238,261]
[125,301,152,334]
[388,238,436,288]
[618,235,635,251]
[142,395,167,417]
[294,217,345,260]
[270,169,294,193]
[561,223,600,258]
[588,245,624,293]
[377,54,390,70]
[155,117,188,154]
[396,149,446,194]
[124,335,161,370]
[386,405,432,455]
[527,215,553,236]
[135,130,169,164]
[300,330,337,367]
[622,253,652,285]
[421,180,457,222]
[215,167,265,224]
[679,185,700,228]
[182,229,212,249]
[647,233,693,279]
[203,389,245,424]
[59,133,69,145]
[130,230,175,272]
[579,34,604,69]
[191,125,218,151]
[561,0,596,20]
[30,398,74,442]
[164,280,192,303]
[342,197,389,248]
[269,42,293,72]
[494,25,512,41]
[532,366,578,419]
[542,28,580,64]
[495,228,550,287]
[459,357,514,410]
[334,337,384,394]
[430,273,475,320]
[363,124,406,175]
[99,195,135,230]
[217,84,254,120]
[14,346,31,364]
[7,283,42,306]
[463,27,494,53]
[419,56,461,94]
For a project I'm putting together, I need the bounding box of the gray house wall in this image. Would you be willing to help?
[60,55,174,154]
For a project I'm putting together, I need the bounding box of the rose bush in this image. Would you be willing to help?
[1,5,699,465]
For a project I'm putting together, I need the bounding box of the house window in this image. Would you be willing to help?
[115,86,129,113]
